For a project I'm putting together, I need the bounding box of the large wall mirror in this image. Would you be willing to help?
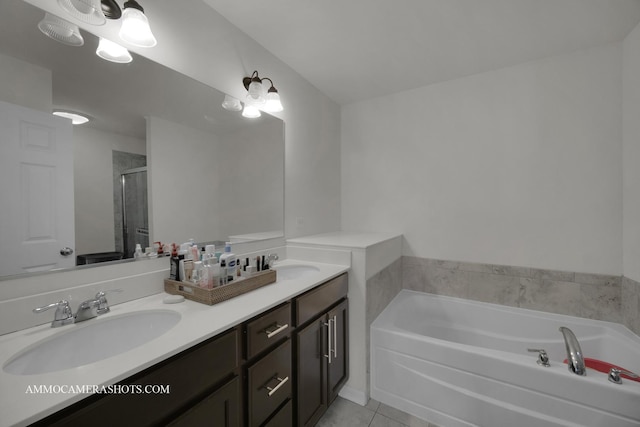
[0,0,284,279]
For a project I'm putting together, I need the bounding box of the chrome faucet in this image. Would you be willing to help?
[559,327,586,376]
[75,298,100,322]
[95,289,122,315]
[33,289,122,327]
[266,253,279,267]
[33,300,74,328]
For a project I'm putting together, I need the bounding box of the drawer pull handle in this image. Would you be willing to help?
[266,376,289,397]
[263,323,288,339]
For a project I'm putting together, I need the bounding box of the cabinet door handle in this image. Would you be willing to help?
[266,376,289,397]
[324,318,333,364]
[263,323,288,339]
[332,314,338,358]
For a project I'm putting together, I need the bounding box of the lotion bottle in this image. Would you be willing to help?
[219,242,236,283]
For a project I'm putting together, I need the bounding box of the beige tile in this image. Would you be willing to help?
[365,398,381,412]
[518,278,582,316]
[530,268,575,282]
[377,403,432,427]
[580,282,621,323]
[316,397,375,427]
[370,413,407,427]
[466,271,520,306]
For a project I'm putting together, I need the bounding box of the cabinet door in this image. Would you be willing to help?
[327,299,349,403]
[295,317,328,427]
[167,377,241,427]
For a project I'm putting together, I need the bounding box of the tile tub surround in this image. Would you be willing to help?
[401,256,640,334]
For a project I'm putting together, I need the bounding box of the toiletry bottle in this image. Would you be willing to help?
[219,259,227,286]
[190,244,200,262]
[192,261,207,287]
[133,243,144,259]
[202,247,218,288]
[219,242,236,283]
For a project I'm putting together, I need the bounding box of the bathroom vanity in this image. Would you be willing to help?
[0,261,349,427]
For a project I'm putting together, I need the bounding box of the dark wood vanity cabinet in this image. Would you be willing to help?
[35,327,242,427]
[294,273,349,427]
[31,273,349,427]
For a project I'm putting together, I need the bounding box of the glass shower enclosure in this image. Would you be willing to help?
[120,167,149,258]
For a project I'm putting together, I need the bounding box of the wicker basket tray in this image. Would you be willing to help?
[164,269,277,305]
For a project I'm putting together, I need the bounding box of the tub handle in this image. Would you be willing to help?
[527,348,550,367]
[608,367,639,384]
[324,318,333,364]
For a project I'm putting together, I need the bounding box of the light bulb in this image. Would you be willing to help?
[264,91,283,113]
[242,104,261,118]
[96,38,133,63]
[247,80,265,104]
[119,5,157,47]
[221,95,242,112]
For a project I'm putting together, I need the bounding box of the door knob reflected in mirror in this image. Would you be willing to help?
[60,247,74,256]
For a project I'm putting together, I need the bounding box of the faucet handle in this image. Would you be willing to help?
[33,300,74,328]
[527,348,551,367]
[608,367,639,384]
[95,289,123,315]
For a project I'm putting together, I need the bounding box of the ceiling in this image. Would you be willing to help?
[204,0,640,105]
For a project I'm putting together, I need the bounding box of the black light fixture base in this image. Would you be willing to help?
[101,0,122,19]
[123,0,144,13]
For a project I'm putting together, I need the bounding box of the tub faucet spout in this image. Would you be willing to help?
[559,327,586,376]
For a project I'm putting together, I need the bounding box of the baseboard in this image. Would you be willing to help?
[338,385,368,406]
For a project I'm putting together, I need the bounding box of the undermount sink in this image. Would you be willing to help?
[274,264,320,280]
[3,310,181,376]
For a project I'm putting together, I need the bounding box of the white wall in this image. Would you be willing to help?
[0,52,51,112]
[342,43,623,275]
[147,116,223,244]
[623,24,640,282]
[73,126,145,255]
[217,120,285,237]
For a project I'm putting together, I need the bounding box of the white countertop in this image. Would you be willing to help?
[287,231,401,249]
[0,259,349,427]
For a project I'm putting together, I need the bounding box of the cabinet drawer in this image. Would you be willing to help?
[167,376,241,427]
[41,328,240,427]
[295,273,347,326]
[245,302,291,359]
[264,399,292,427]
[247,340,292,427]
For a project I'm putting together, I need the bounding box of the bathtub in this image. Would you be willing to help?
[370,290,640,427]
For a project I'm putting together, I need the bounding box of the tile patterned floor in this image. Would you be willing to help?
[316,397,441,427]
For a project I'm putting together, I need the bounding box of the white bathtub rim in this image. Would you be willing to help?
[372,290,640,344]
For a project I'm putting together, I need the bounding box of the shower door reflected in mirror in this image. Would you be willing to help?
[120,167,149,259]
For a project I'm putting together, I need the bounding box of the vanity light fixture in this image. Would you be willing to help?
[118,0,157,47]
[242,71,284,113]
[96,37,133,63]
[37,13,85,47]
[52,110,91,125]
[57,0,106,26]
[221,95,243,112]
